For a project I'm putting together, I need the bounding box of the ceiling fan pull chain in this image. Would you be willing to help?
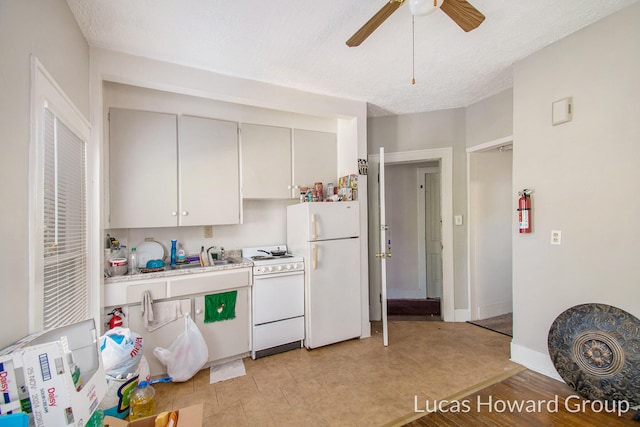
[411,14,416,85]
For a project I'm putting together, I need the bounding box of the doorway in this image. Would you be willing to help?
[385,164,443,318]
[467,137,513,321]
[368,147,455,324]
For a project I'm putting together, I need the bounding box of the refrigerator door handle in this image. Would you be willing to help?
[311,214,318,240]
[312,244,318,270]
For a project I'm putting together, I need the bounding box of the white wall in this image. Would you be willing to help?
[0,0,90,346]
[511,2,640,377]
[466,89,513,148]
[368,109,468,310]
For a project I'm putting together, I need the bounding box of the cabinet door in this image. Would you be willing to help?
[292,129,337,191]
[127,298,192,378]
[240,123,292,199]
[194,287,250,362]
[109,108,178,228]
[180,116,240,225]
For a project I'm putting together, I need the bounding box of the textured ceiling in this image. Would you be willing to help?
[66,0,638,117]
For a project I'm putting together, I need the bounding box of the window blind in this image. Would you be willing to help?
[42,107,88,330]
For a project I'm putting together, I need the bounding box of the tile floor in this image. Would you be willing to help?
[152,320,520,426]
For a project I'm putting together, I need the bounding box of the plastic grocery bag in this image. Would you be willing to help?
[153,314,209,382]
[99,327,144,377]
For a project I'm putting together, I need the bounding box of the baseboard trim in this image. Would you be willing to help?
[454,309,470,322]
[510,342,563,382]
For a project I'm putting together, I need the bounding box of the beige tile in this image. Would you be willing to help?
[146,320,519,426]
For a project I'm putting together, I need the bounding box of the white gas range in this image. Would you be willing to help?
[242,245,304,359]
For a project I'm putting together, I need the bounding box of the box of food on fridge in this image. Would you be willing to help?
[0,319,107,427]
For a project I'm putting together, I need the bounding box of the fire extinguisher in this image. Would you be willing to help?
[518,189,532,233]
[107,307,125,329]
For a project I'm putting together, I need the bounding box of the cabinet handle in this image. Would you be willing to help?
[312,214,317,240]
[182,211,189,216]
[172,211,177,216]
[294,185,300,190]
[195,309,202,315]
[312,244,318,270]
[287,185,292,190]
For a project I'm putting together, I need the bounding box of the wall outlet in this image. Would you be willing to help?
[204,225,213,238]
[551,230,562,245]
[454,215,463,226]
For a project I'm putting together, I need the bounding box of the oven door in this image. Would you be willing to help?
[253,271,304,325]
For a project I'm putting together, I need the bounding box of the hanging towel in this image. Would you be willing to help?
[143,299,182,332]
[141,290,154,322]
[204,291,237,323]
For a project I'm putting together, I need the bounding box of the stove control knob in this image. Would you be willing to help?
[293,263,299,269]
[286,264,292,270]
[268,266,274,272]
[277,265,283,271]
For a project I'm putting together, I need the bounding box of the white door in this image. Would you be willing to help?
[378,147,389,347]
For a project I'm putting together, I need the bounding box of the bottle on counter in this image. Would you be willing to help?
[129,247,138,275]
[170,239,177,266]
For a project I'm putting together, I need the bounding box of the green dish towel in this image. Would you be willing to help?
[204,291,237,323]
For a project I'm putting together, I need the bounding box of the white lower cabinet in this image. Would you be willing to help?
[193,287,251,363]
[127,298,192,378]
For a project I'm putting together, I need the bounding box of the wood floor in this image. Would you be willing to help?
[395,368,639,426]
[387,298,441,317]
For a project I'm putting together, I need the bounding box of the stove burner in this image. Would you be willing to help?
[251,254,293,261]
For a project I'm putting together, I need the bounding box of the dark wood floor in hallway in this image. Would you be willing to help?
[397,369,639,426]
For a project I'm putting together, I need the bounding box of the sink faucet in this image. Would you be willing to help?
[206,246,216,263]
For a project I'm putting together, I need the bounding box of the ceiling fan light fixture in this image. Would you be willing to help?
[408,0,443,16]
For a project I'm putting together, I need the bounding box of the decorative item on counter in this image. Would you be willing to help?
[170,239,177,266]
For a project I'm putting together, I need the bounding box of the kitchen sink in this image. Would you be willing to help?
[171,258,237,269]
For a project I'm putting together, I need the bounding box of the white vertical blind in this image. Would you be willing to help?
[42,107,88,330]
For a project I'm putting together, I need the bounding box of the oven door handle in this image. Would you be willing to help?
[254,270,304,280]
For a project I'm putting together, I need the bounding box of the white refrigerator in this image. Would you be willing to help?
[287,201,361,349]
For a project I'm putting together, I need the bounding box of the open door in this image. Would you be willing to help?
[377,147,391,346]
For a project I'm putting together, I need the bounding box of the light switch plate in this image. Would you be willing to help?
[552,97,572,126]
[551,230,562,245]
[455,215,463,226]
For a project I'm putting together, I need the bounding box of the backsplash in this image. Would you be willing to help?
[106,199,297,257]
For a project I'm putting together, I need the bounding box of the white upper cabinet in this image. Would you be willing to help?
[241,123,291,199]
[109,108,178,229]
[108,109,240,228]
[241,125,337,199]
[292,129,337,192]
[180,115,240,225]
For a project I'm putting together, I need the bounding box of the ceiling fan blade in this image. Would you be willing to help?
[346,0,405,47]
[440,0,485,32]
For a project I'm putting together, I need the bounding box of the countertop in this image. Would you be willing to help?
[104,256,254,284]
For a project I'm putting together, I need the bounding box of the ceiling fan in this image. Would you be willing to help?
[346,0,485,47]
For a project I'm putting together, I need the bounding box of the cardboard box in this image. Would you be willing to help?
[103,404,203,427]
[0,319,107,426]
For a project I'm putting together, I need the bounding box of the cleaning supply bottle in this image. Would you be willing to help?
[170,239,177,266]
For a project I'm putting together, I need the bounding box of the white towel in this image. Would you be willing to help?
[141,290,154,322]
[144,300,182,332]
